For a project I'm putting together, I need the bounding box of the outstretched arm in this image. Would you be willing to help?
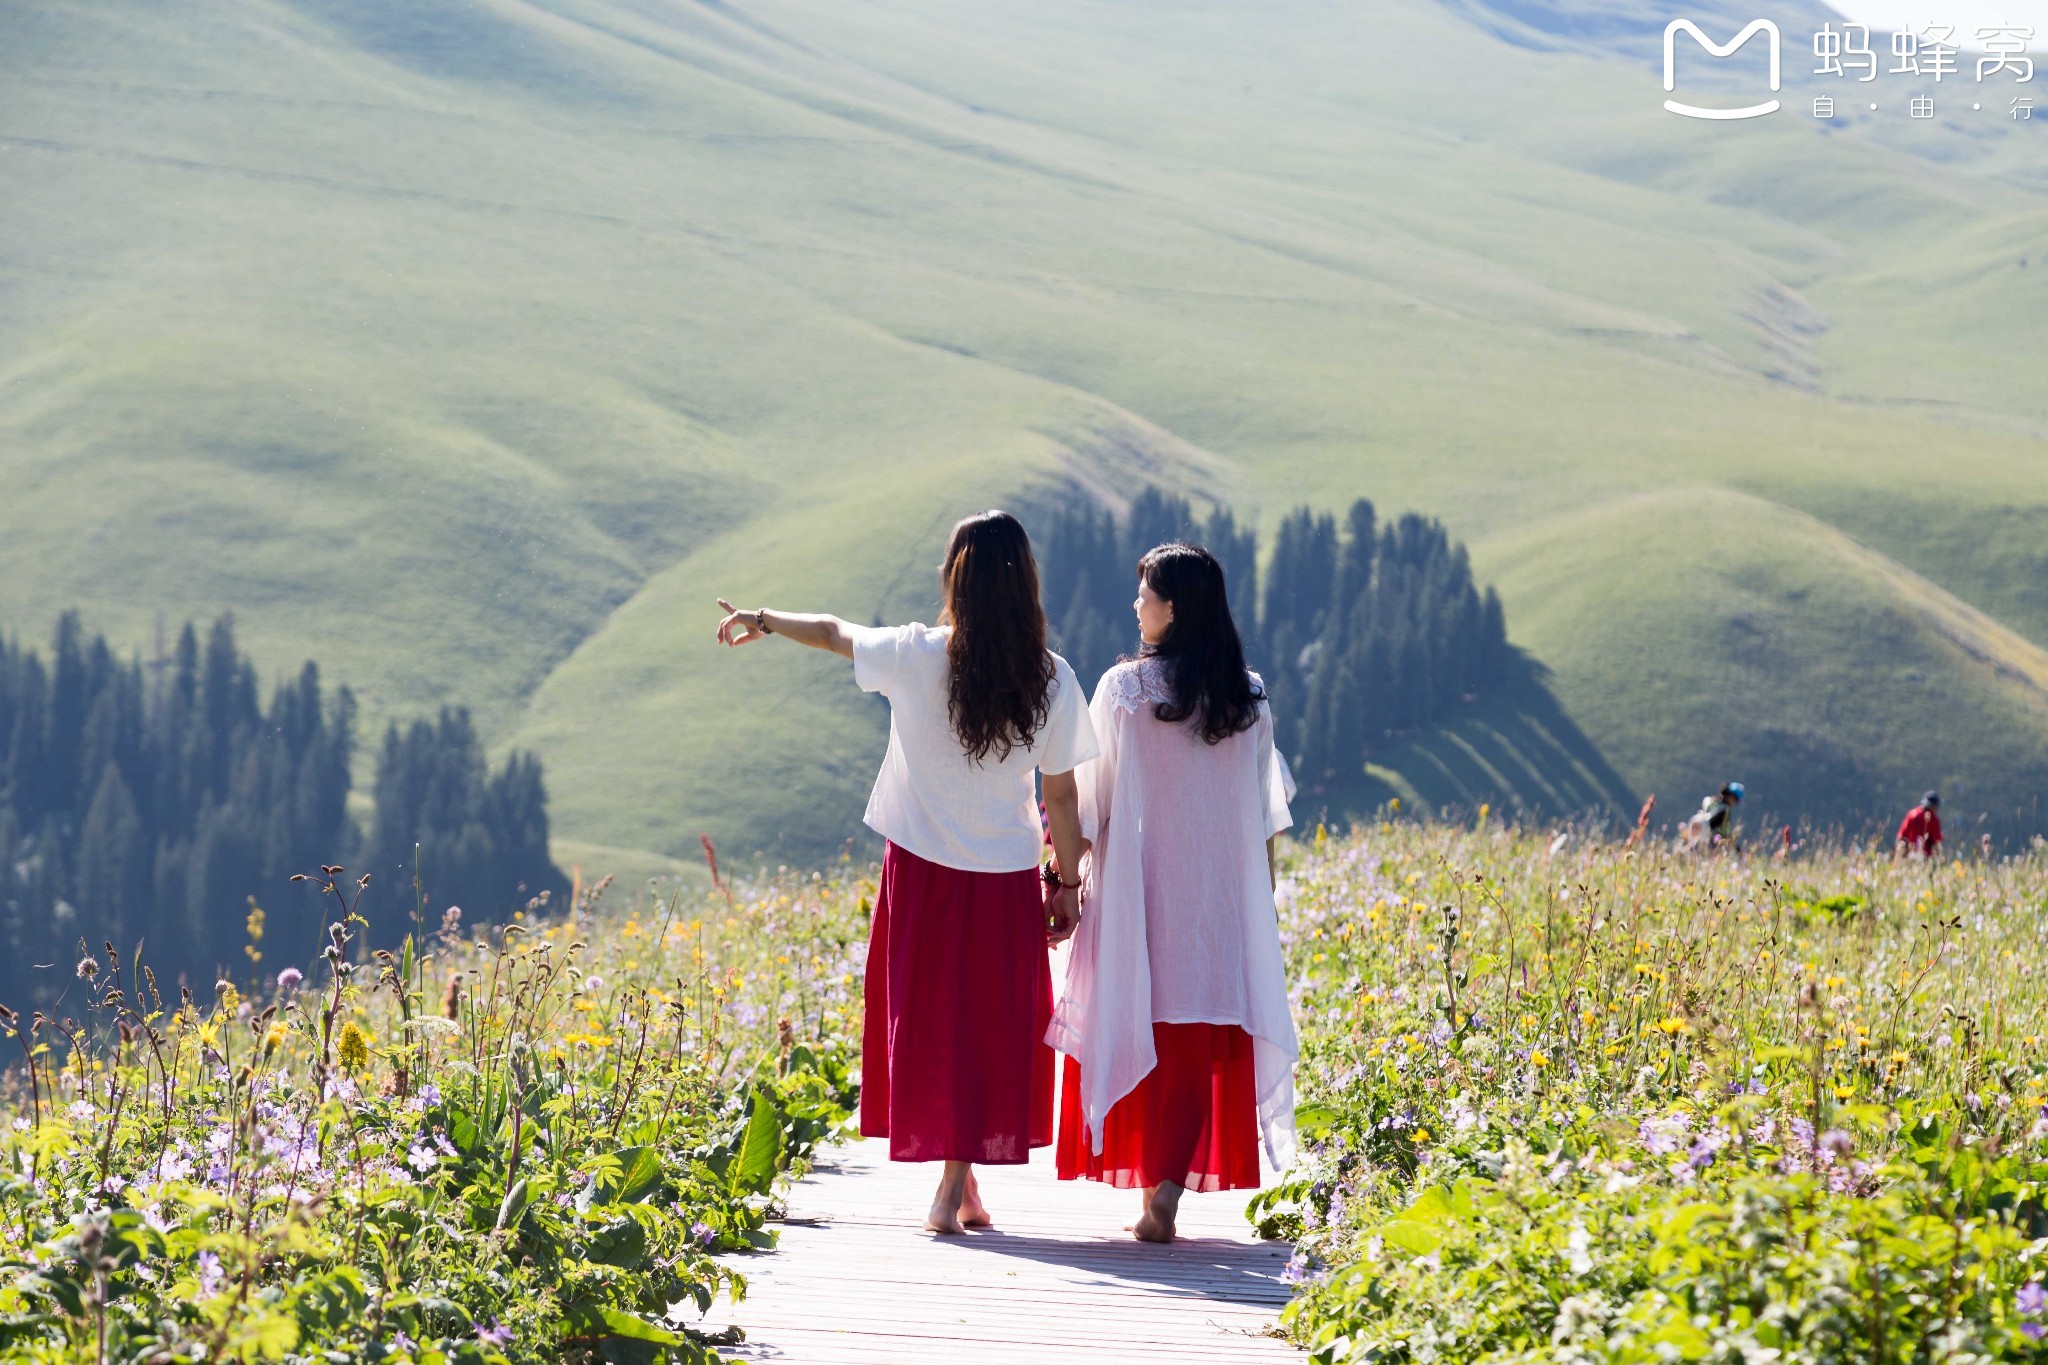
[714,599,856,659]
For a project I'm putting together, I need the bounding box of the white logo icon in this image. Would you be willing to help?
[1664,18,1783,119]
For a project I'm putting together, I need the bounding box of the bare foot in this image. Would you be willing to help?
[1132,1182,1182,1243]
[958,1170,993,1228]
[925,1160,971,1235]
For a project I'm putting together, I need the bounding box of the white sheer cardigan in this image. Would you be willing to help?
[1046,659,1299,1168]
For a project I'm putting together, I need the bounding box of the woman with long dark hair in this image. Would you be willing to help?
[1047,541,1297,1241]
[715,510,1097,1233]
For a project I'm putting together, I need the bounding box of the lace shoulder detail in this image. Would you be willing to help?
[1106,661,1272,714]
[1101,659,1173,714]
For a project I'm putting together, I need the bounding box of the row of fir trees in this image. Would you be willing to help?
[0,614,566,1007]
[1036,489,1512,787]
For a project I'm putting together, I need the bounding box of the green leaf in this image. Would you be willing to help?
[1405,1187,1456,1223]
[729,1092,783,1198]
[1378,1218,1445,1254]
[1650,1319,1710,1359]
[565,1306,685,1346]
[495,1178,529,1232]
[449,1110,482,1157]
[1293,1103,1340,1141]
[586,1214,649,1269]
[611,1146,663,1205]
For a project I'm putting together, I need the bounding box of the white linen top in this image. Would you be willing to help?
[1046,658,1299,1167]
[851,622,1099,873]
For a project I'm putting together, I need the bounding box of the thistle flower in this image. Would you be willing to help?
[276,967,303,991]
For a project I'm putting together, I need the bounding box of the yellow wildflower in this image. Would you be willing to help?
[337,1020,373,1073]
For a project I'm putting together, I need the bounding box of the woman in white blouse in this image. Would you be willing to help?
[716,511,1098,1234]
[1048,542,1297,1242]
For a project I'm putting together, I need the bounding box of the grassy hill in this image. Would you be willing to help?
[2,0,2044,872]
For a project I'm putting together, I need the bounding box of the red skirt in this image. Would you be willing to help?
[860,841,1055,1163]
[1055,1022,1261,1192]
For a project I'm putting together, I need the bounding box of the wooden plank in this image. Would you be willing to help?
[704,1137,1304,1361]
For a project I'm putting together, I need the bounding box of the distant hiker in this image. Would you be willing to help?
[1049,543,1296,1243]
[714,510,1100,1235]
[1679,781,1743,852]
[1896,792,1943,858]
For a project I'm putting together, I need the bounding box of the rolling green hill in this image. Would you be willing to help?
[2,0,2044,872]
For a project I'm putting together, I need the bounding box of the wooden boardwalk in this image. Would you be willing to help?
[716,1138,1302,1362]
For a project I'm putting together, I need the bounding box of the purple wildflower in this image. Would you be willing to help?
[477,1321,513,1347]
[1639,1113,1690,1156]
[275,967,303,991]
[2018,1282,2047,1317]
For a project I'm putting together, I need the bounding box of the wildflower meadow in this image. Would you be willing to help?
[0,857,868,1363]
[1263,817,2048,1363]
[5,817,2047,1363]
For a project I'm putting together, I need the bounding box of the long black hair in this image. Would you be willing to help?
[1136,542,1263,744]
[941,510,1055,763]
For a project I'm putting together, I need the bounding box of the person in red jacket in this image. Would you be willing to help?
[1896,792,1943,858]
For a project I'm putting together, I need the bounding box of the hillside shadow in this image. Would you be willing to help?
[1297,651,1637,827]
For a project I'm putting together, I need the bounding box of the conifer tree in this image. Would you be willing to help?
[0,612,563,1006]
[1035,485,1515,791]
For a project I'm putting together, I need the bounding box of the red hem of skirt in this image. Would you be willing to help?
[1055,1021,1261,1191]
